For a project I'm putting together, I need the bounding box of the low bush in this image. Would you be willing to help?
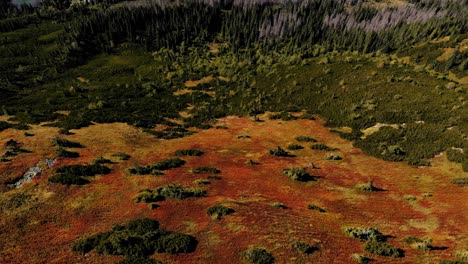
[282,168,313,182]
[174,149,204,156]
[311,144,334,151]
[117,256,162,264]
[128,158,185,175]
[287,144,304,150]
[350,253,371,263]
[72,218,197,257]
[295,136,317,142]
[364,240,403,258]
[307,205,326,213]
[246,159,260,165]
[93,156,114,164]
[241,248,275,264]
[291,241,318,254]
[403,236,433,251]
[270,202,286,209]
[326,153,343,160]
[112,153,131,160]
[51,137,83,148]
[193,179,211,185]
[207,175,222,180]
[190,167,220,174]
[342,227,385,242]
[269,147,292,157]
[207,204,234,219]
[56,148,79,158]
[268,111,297,121]
[49,164,111,185]
[446,149,466,163]
[355,181,381,192]
[134,184,206,203]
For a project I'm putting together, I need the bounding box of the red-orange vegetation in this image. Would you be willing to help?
[0,116,466,263]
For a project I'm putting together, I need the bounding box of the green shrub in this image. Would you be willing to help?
[291,241,318,254]
[364,240,403,258]
[112,153,131,160]
[355,181,380,192]
[48,173,90,185]
[193,179,211,185]
[246,159,260,165]
[463,160,468,172]
[282,168,313,182]
[403,236,433,251]
[270,202,286,209]
[307,205,326,213]
[350,253,371,263]
[207,175,222,180]
[128,158,185,175]
[190,167,220,174]
[241,248,275,264]
[269,147,292,157]
[49,164,111,185]
[133,189,164,203]
[268,111,297,121]
[51,137,83,148]
[156,184,206,199]
[446,149,466,163]
[207,204,234,219]
[93,156,113,164]
[326,154,342,160]
[174,149,204,156]
[342,227,385,242]
[295,136,317,142]
[56,147,80,158]
[73,218,197,257]
[453,177,468,185]
[311,144,334,151]
[287,144,304,150]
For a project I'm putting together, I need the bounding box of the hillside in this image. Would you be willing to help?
[0,0,467,263]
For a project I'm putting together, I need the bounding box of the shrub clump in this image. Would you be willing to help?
[446,148,466,163]
[291,241,318,254]
[52,137,83,148]
[311,143,334,151]
[72,218,198,257]
[307,204,326,213]
[207,204,234,219]
[350,253,371,263]
[269,146,292,157]
[241,248,275,264]
[364,240,403,258]
[282,168,313,182]
[112,153,131,160]
[355,180,380,192]
[295,136,317,142]
[403,237,433,251]
[128,158,186,175]
[287,144,304,150]
[342,227,385,242]
[190,166,220,174]
[56,147,80,158]
[134,184,206,203]
[451,178,468,185]
[174,149,204,156]
[49,164,111,185]
[326,153,343,160]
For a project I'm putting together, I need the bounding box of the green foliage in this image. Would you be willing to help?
[190,166,220,174]
[117,256,162,264]
[72,218,197,257]
[134,184,206,203]
[282,168,314,182]
[325,153,343,160]
[270,202,286,209]
[207,204,234,219]
[241,248,275,264]
[355,181,380,192]
[112,153,131,160]
[311,143,334,151]
[287,144,304,150]
[128,158,185,175]
[295,136,317,142]
[269,147,292,157]
[193,179,210,185]
[49,164,111,185]
[291,241,318,254]
[174,149,204,156]
[307,204,326,213]
[446,149,466,163]
[51,137,83,148]
[403,236,433,251]
[364,240,403,258]
[268,111,297,121]
[342,226,385,242]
